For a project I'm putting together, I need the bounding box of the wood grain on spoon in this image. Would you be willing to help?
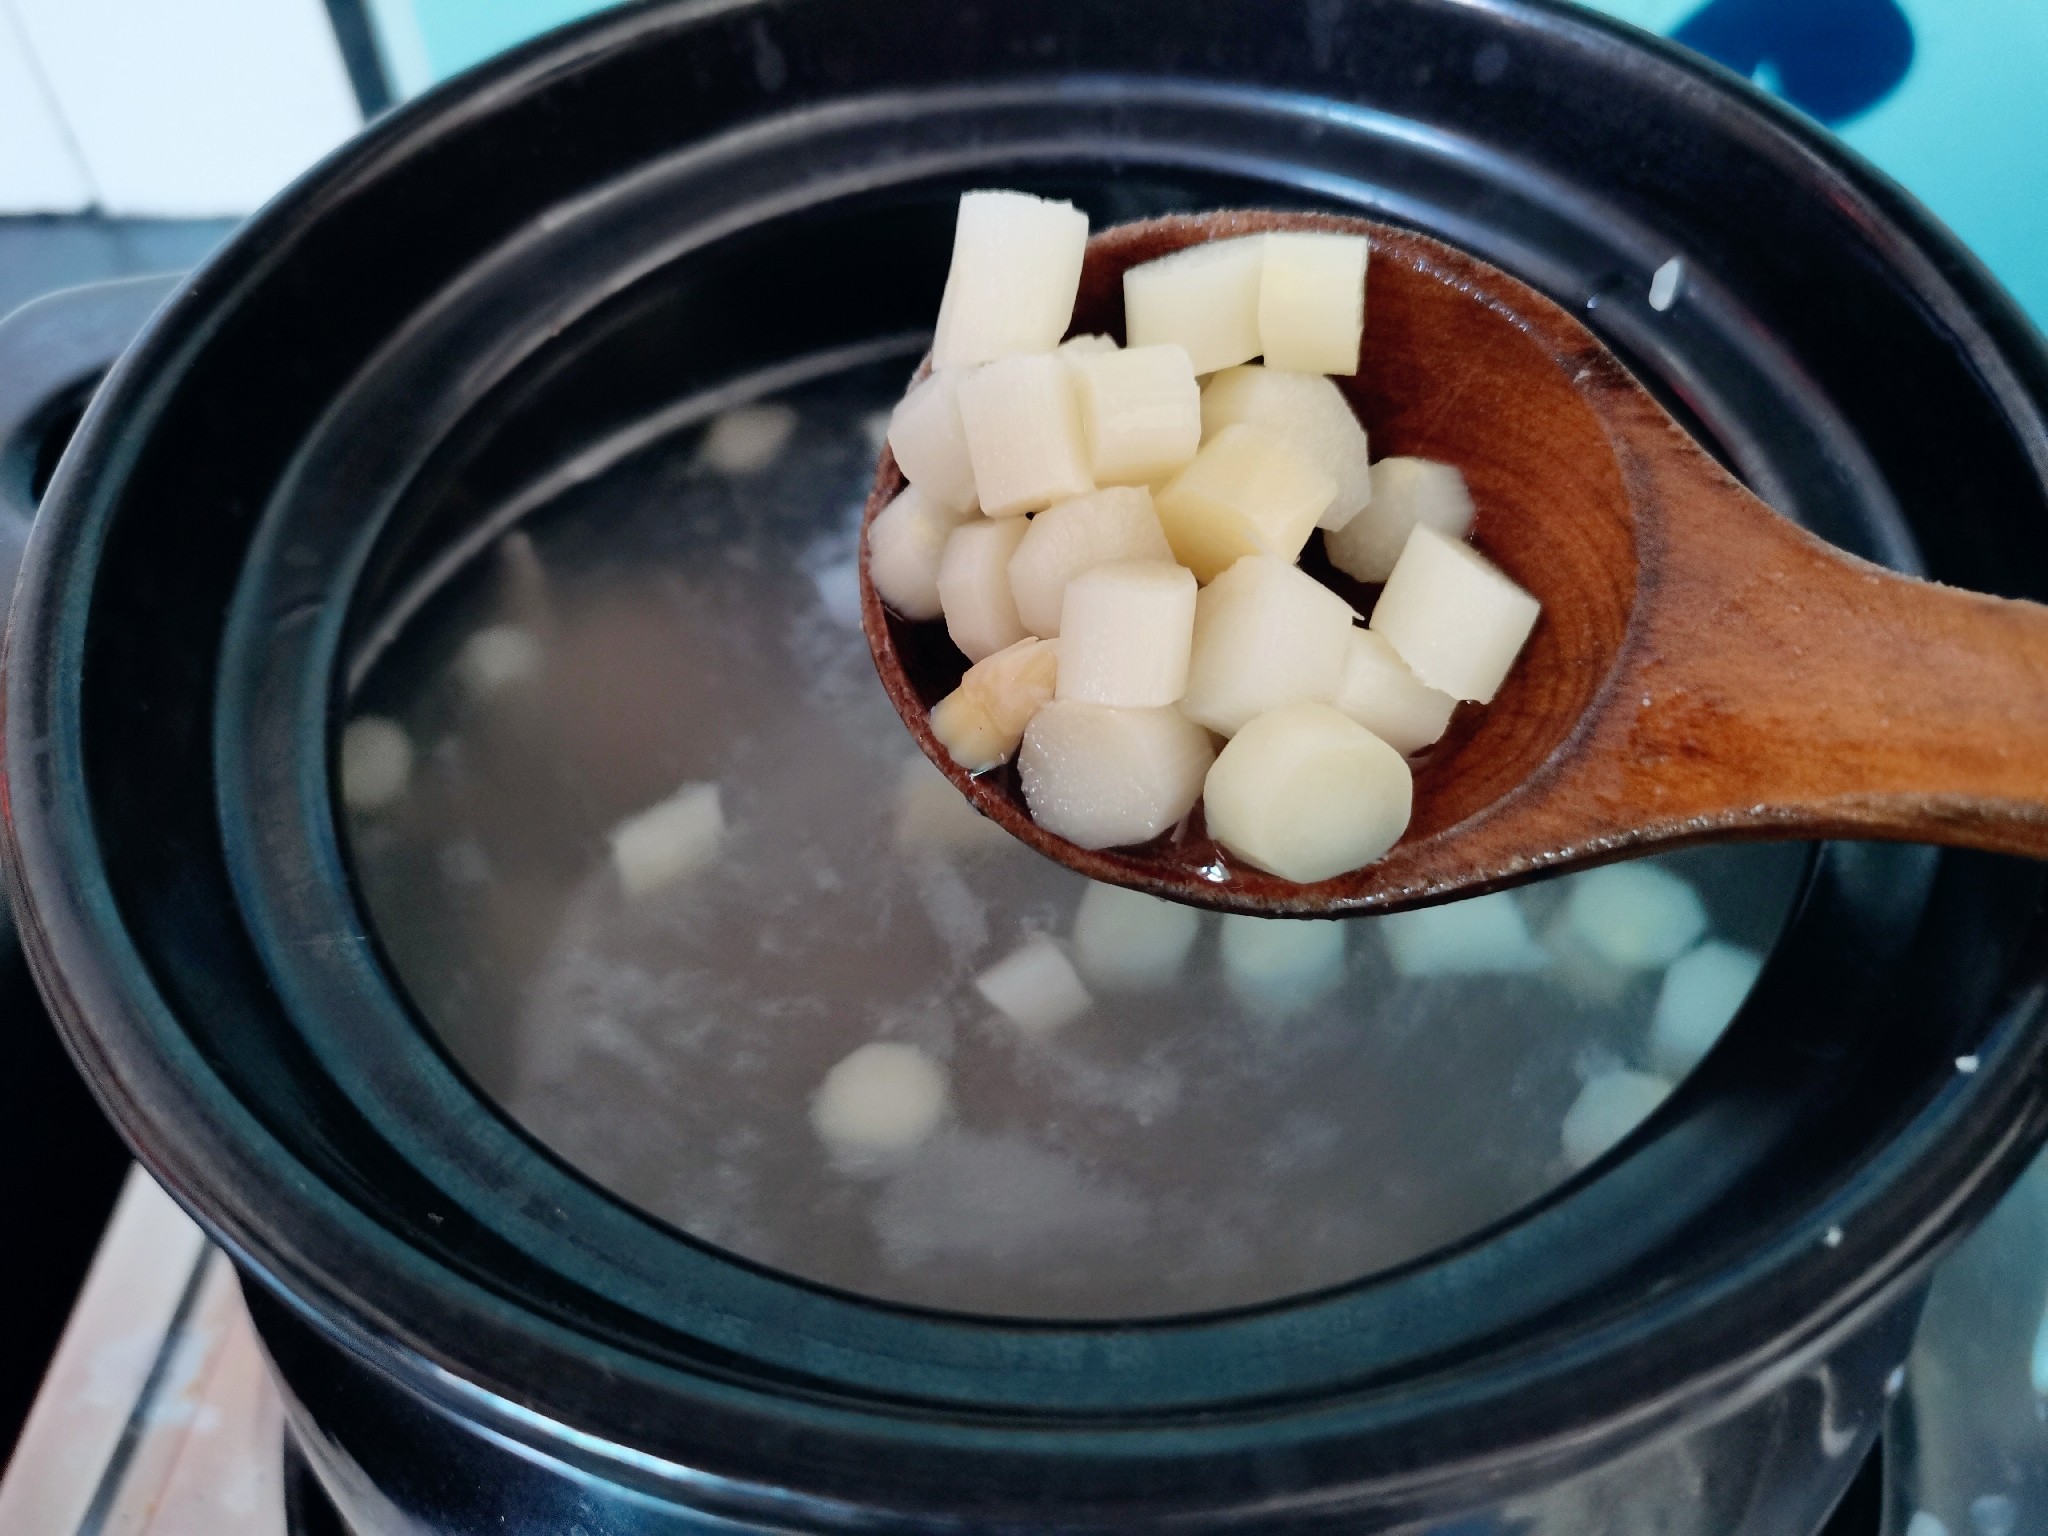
[860,211,2048,917]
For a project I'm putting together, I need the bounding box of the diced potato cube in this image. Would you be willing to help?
[1070,882,1202,991]
[697,404,798,475]
[893,756,1013,857]
[1377,892,1549,977]
[1257,231,1368,376]
[931,190,1089,369]
[1180,555,1355,737]
[1068,344,1202,486]
[1019,701,1214,849]
[340,716,413,812]
[887,370,979,513]
[609,781,726,896]
[1122,235,1266,376]
[1220,914,1346,1016]
[975,935,1093,1036]
[1203,702,1413,882]
[1325,457,1475,582]
[1055,560,1197,709]
[869,485,975,621]
[938,518,1032,662]
[1006,486,1173,638]
[1371,525,1539,703]
[1649,941,1763,1077]
[811,1041,949,1169]
[1058,333,1119,356]
[955,354,1094,518]
[453,624,543,698]
[1154,423,1335,582]
[1200,365,1373,530]
[1331,628,1458,755]
[930,636,1060,772]
[1562,863,1708,972]
[1560,1070,1673,1171]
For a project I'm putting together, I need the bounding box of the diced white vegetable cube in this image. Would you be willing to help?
[887,370,979,513]
[1019,701,1214,849]
[1370,525,1540,703]
[1154,424,1335,582]
[930,636,1060,772]
[1220,913,1346,1017]
[1560,1069,1674,1171]
[893,755,1013,857]
[931,190,1089,370]
[811,1042,949,1169]
[1179,555,1355,737]
[1325,457,1476,582]
[1331,628,1458,755]
[1123,235,1267,375]
[1068,344,1202,486]
[869,485,975,620]
[1257,231,1368,376]
[1203,702,1413,882]
[1563,863,1709,972]
[954,354,1094,518]
[1199,365,1373,530]
[697,404,797,475]
[1058,333,1119,356]
[1377,891,1550,977]
[1006,486,1173,638]
[1649,941,1763,1076]
[937,518,1032,662]
[339,716,413,812]
[1070,882,1202,991]
[609,781,726,896]
[975,935,1094,1036]
[454,624,543,698]
[1055,560,1197,709]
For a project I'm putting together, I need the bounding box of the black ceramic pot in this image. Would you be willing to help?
[7,1,2048,1531]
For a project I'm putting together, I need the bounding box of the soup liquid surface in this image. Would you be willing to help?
[346,361,1805,1320]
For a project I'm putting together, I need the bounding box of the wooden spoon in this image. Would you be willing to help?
[858,210,2048,918]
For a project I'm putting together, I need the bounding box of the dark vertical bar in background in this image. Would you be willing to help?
[323,0,395,118]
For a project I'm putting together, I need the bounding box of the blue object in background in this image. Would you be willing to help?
[1674,0,1914,125]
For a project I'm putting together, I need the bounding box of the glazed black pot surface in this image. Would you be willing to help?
[8,0,2048,1531]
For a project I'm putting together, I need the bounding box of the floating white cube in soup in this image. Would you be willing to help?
[1331,629,1458,756]
[930,636,1060,773]
[1202,702,1413,883]
[1199,365,1373,530]
[697,403,797,475]
[1650,941,1764,1077]
[1006,486,1172,639]
[453,624,543,699]
[1326,457,1476,583]
[975,935,1094,1037]
[1377,892,1549,978]
[893,755,1013,858]
[1180,556,1355,737]
[1055,560,1197,709]
[1560,1069,1674,1171]
[1370,525,1540,703]
[1257,231,1368,376]
[1071,882,1202,991]
[887,370,980,513]
[1122,235,1266,375]
[955,354,1095,518]
[1019,701,1214,850]
[609,781,725,897]
[1563,862,1708,972]
[1068,344,1202,486]
[340,716,413,812]
[1154,423,1336,583]
[811,1041,950,1170]
[931,190,1089,370]
[937,518,1032,662]
[869,485,975,621]
[1220,913,1347,1017]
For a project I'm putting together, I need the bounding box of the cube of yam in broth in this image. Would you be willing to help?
[938,518,1032,662]
[1370,525,1540,702]
[1257,231,1368,376]
[868,484,975,621]
[609,781,726,896]
[1068,344,1202,485]
[929,636,1060,773]
[1200,365,1373,530]
[1154,424,1335,582]
[1220,913,1347,1017]
[1055,561,1197,709]
[931,190,1089,369]
[955,354,1094,517]
[1019,701,1214,850]
[886,370,979,513]
[1325,457,1476,583]
[975,935,1093,1037]
[1180,556,1355,737]
[1006,486,1172,639]
[1122,235,1266,376]
[1330,629,1458,755]
[1203,702,1413,883]
[1070,882,1202,991]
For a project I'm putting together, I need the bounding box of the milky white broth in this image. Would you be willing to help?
[342,359,1804,1320]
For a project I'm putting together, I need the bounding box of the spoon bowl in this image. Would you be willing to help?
[861,211,2048,916]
